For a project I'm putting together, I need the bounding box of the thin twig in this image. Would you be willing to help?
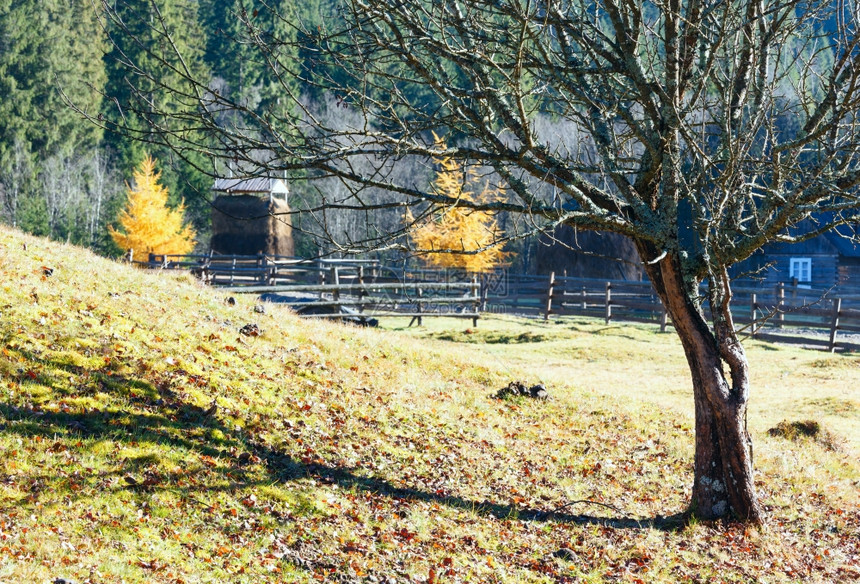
[552,499,623,514]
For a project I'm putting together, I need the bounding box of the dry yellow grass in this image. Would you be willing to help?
[397,315,860,451]
[0,226,857,583]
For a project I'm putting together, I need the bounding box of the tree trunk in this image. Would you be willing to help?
[636,243,763,523]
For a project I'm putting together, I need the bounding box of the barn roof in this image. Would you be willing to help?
[212,177,289,196]
[810,213,860,257]
[763,216,860,258]
[823,227,860,257]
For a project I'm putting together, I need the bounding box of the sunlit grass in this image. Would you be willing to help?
[0,226,857,583]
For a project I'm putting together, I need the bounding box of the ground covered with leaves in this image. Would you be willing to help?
[0,227,858,583]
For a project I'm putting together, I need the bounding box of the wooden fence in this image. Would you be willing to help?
[231,279,481,326]
[139,252,382,287]
[540,273,860,352]
[137,252,860,348]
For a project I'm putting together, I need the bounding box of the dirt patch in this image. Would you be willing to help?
[494,380,548,400]
[767,419,844,451]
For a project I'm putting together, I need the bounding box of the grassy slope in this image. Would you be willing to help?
[0,226,856,583]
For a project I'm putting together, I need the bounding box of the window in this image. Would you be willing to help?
[789,257,812,287]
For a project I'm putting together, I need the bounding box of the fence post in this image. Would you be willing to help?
[332,267,341,308]
[471,275,479,327]
[415,287,423,327]
[544,271,555,321]
[480,273,488,312]
[777,283,785,329]
[318,269,326,300]
[660,307,668,333]
[581,286,587,311]
[257,252,266,284]
[357,267,365,313]
[750,293,758,338]
[829,297,842,353]
[605,282,612,324]
[203,250,212,285]
[148,252,156,269]
[126,249,134,264]
[512,276,520,311]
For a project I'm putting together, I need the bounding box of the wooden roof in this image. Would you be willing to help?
[212,177,289,195]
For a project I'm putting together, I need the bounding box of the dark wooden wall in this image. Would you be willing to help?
[760,254,839,288]
[210,195,294,256]
[730,231,843,288]
[535,226,644,281]
[838,257,860,286]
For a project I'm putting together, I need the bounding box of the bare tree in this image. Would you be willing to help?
[0,139,35,228]
[89,0,860,523]
[37,149,123,246]
[83,150,120,248]
[294,95,433,255]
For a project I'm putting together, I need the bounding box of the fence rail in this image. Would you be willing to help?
[135,252,382,287]
[256,279,481,326]
[540,273,860,352]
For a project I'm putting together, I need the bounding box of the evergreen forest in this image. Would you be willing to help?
[0,0,364,259]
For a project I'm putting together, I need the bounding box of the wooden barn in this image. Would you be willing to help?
[537,220,860,290]
[210,177,294,256]
[732,226,860,289]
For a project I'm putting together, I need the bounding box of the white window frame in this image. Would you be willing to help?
[789,257,812,288]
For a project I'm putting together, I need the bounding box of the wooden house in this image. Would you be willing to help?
[535,225,645,280]
[210,177,294,256]
[732,227,860,289]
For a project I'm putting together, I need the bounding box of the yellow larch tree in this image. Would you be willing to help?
[109,155,196,257]
[408,136,507,271]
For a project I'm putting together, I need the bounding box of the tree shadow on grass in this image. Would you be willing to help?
[0,353,683,532]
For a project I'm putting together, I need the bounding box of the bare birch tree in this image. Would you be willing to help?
[89,0,860,523]
[0,139,34,228]
[37,150,122,246]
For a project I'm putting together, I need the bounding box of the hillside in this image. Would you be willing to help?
[0,226,858,583]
